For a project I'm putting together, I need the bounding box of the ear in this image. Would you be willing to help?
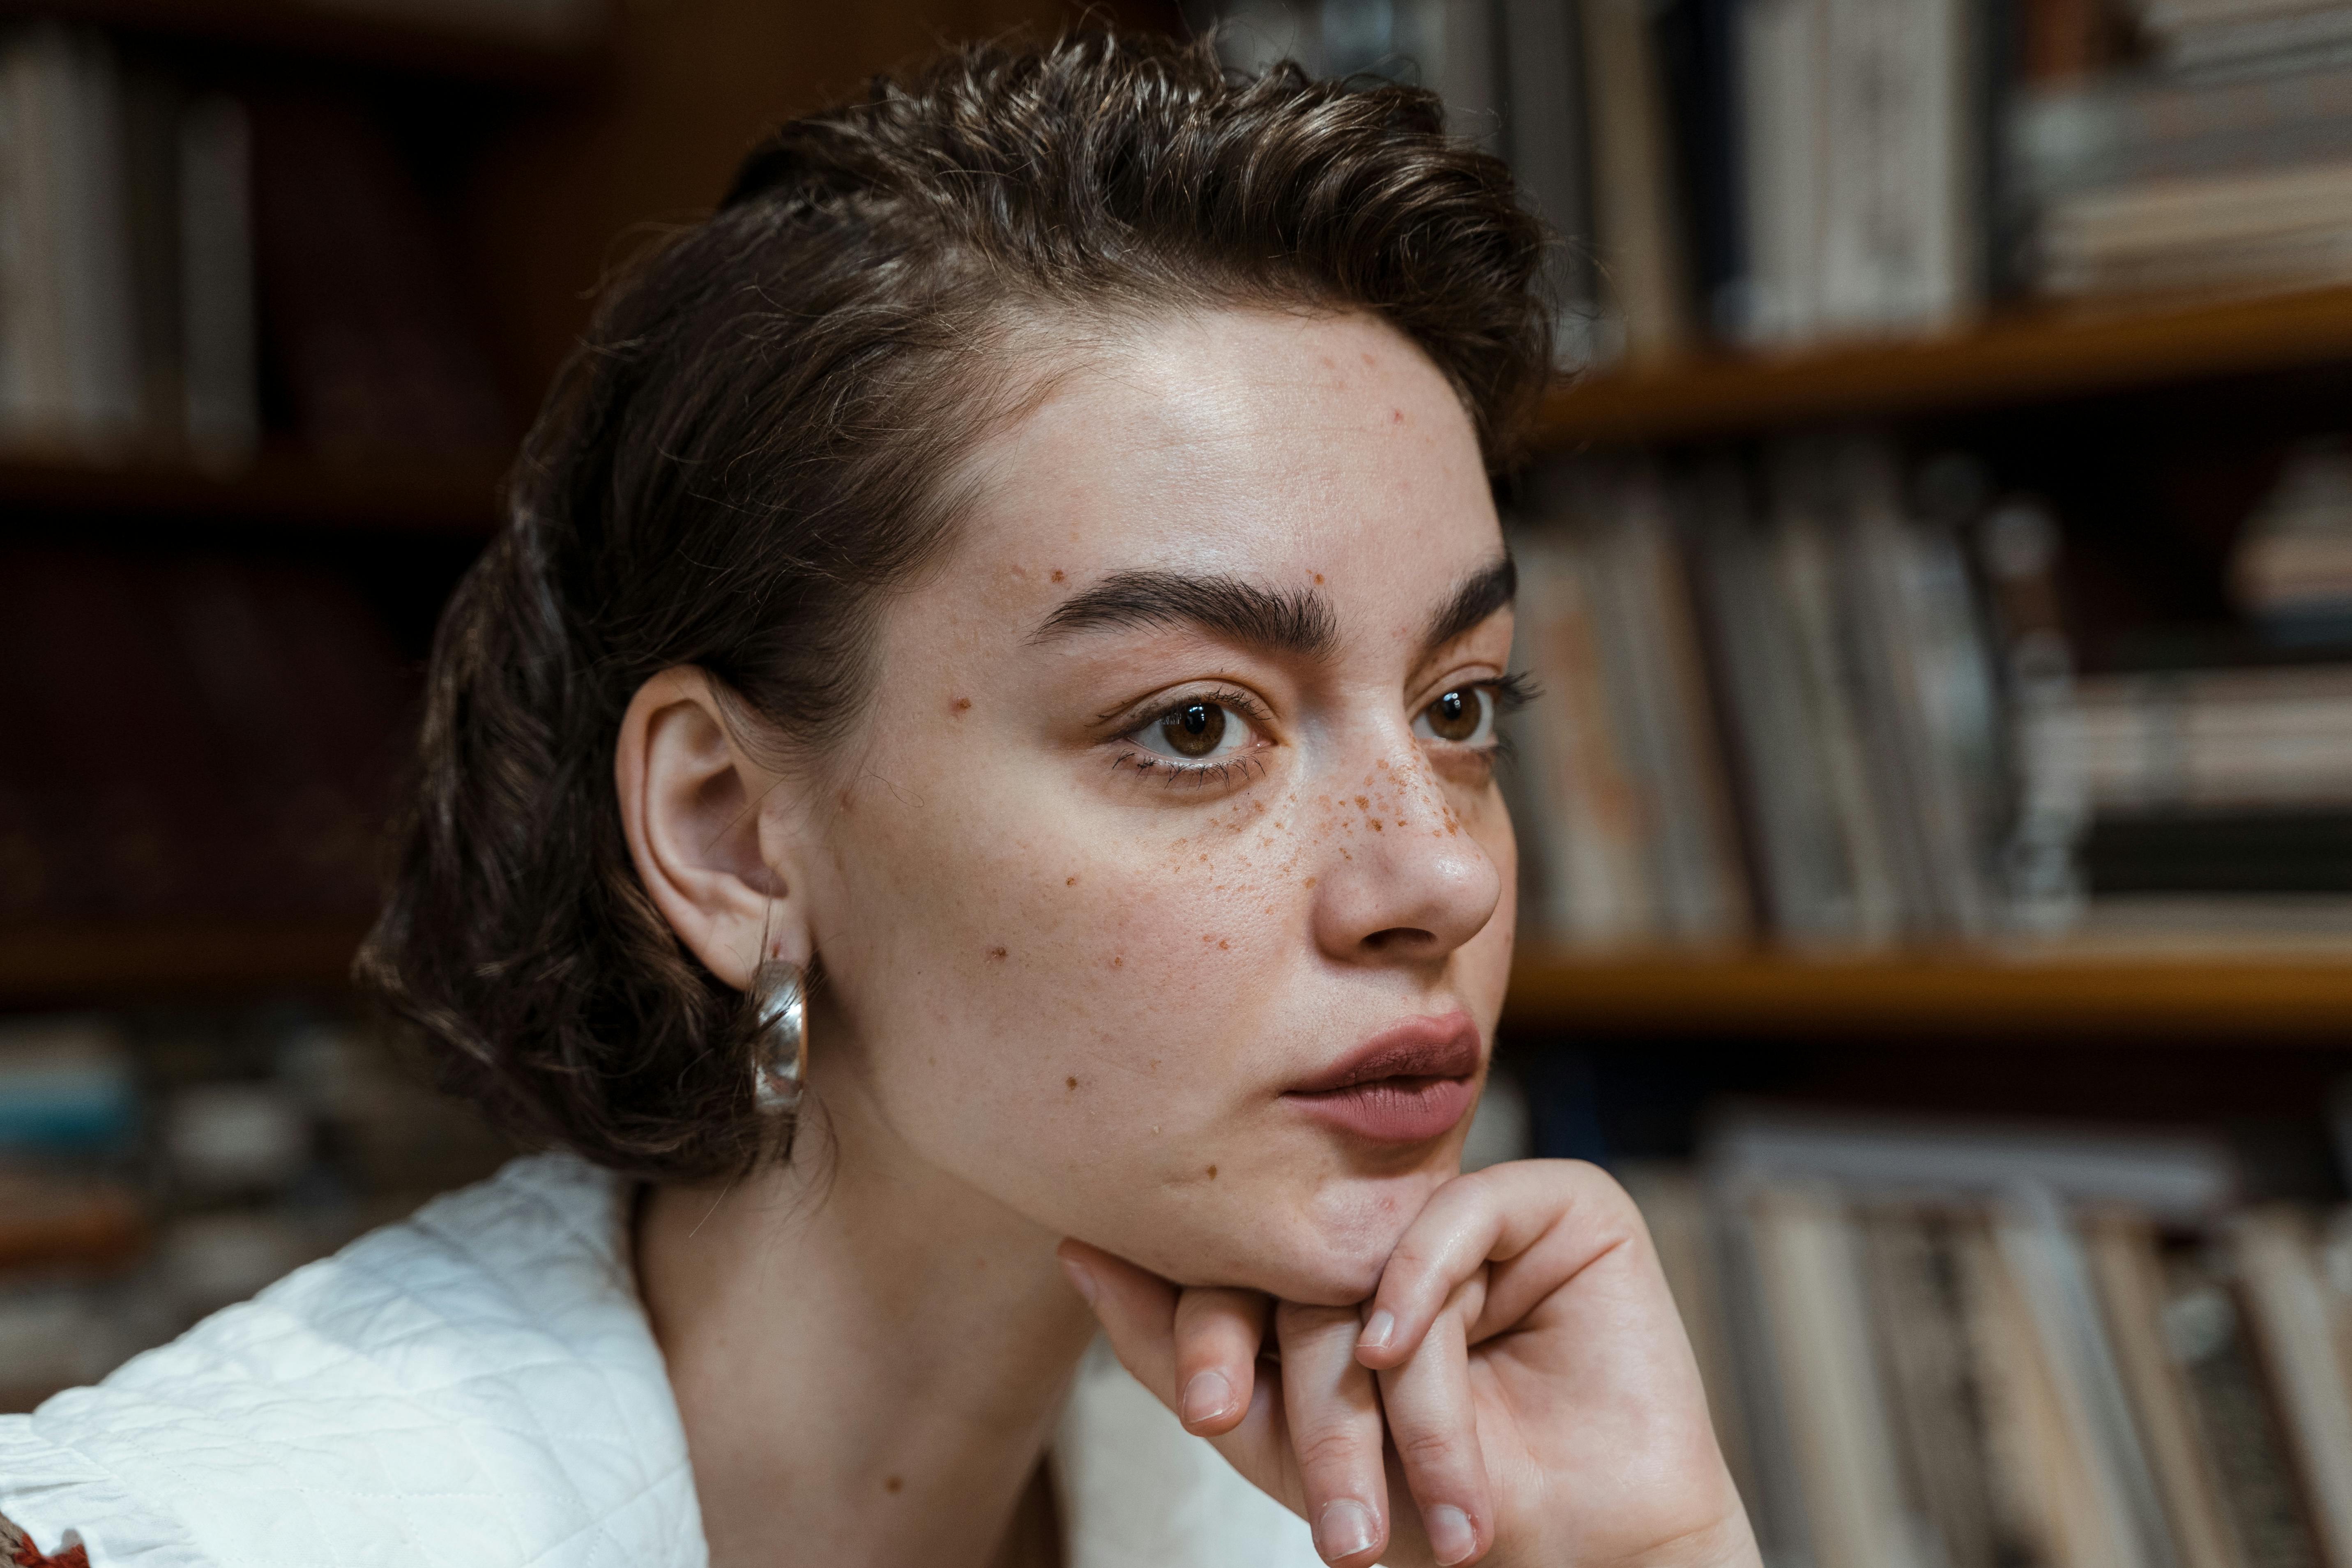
[615,667,813,991]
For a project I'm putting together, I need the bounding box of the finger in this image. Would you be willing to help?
[1376,1293,1493,1567]
[1357,1160,1628,1369]
[1276,1300,1390,1568]
[1058,1239,1181,1405]
[1173,1287,1268,1435]
[1059,1244,1303,1520]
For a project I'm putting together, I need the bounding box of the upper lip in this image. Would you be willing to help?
[1285,1012,1482,1094]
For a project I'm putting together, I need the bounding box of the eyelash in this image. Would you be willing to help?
[1109,686,1274,789]
[1481,671,1539,723]
[1413,670,1537,767]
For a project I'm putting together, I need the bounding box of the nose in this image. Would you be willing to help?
[1308,741,1503,965]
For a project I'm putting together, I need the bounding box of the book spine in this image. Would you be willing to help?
[1513,497,1664,942]
[1733,0,1824,344]
[1748,1183,1922,1568]
[2229,1210,2352,1568]
[1581,0,1696,361]
[180,94,258,468]
[1500,0,1604,364]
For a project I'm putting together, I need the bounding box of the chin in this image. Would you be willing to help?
[1188,1167,1452,1306]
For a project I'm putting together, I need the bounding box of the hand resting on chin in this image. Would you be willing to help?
[1058,1159,1762,1568]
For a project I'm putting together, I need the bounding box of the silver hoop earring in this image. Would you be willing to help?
[749,958,807,1113]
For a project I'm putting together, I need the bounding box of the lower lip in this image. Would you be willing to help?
[1284,1074,1477,1143]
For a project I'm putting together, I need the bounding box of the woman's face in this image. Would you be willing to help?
[802,308,1516,1306]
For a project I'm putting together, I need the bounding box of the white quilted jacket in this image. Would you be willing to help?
[0,1153,1327,1567]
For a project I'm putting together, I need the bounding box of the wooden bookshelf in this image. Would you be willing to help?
[0,921,373,1005]
[1537,285,2352,448]
[0,0,608,90]
[1505,946,2352,1038]
[0,450,502,533]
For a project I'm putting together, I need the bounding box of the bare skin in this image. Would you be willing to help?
[625,307,1759,1568]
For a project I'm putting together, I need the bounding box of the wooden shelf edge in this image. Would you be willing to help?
[1504,947,2352,1037]
[0,451,503,532]
[0,921,373,1006]
[1537,285,2352,447]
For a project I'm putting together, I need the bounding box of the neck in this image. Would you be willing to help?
[638,1079,1096,1568]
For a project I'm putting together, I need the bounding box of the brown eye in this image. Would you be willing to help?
[1158,700,1226,758]
[1418,687,1491,745]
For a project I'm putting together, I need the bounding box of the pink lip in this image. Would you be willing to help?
[1283,1013,1483,1144]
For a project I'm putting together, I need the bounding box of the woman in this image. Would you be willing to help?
[0,32,1757,1568]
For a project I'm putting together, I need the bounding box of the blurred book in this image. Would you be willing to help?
[0,1007,513,1412]
[1616,1106,2352,1568]
[2233,442,2352,642]
[0,23,509,467]
[1510,437,2020,950]
[0,548,412,925]
[249,97,508,460]
[1510,433,2352,954]
[1510,455,1753,946]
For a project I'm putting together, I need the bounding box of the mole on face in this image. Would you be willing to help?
[987,946,1008,961]
[1206,1165,1218,1179]
[1067,1075,1078,1091]
[1065,875,1078,886]
[952,696,972,714]
[885,1476,904,1494]
[1050,569,1066,582]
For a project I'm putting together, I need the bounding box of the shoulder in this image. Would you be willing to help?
[0,1154,706,1568]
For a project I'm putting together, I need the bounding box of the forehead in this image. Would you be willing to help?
[947,309,1499,603]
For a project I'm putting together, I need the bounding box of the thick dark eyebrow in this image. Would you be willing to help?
[1031,570,1341,661]
[1419,554,1516,658]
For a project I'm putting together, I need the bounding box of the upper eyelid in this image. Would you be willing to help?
[1095,684,1276,735]
[1409,666,1511,710]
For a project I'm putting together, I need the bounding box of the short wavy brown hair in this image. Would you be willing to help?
[359,28,1551,1182]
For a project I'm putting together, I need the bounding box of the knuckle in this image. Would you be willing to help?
[1291,1424,1378,1475]
[1394,1424,1467,1471]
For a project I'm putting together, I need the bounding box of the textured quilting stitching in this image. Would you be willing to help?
[408,1177,657,1555]
[2,1157,706,1568]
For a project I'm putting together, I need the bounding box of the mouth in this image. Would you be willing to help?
[1281,1012,1482,1144]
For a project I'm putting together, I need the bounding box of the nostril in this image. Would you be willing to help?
[1362,927,1433,952]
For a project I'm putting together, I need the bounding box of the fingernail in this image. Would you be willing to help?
[1180,1370,1232,1428]
[1059,1256,1097,1306]
[1427,1504,1476,1565]
[1316,1499,1378,1563]
[1359,1309,1396,1354]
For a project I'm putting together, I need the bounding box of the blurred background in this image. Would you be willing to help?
[4,0,2352,1561]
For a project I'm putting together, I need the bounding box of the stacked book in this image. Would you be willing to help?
[1636,1108,2352,1568]
[0,27,254,462]
[0,1008,512,1414]
[2017,49,2352,302]
[1213,0,2352,357]
[1508,437,2013,949]
[0,23,509,466]
[1507,436,2352,951]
